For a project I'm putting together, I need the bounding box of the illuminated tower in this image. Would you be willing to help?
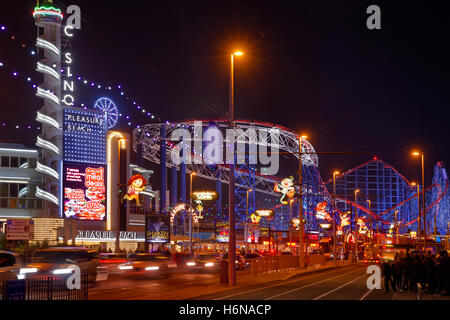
[33,1,63,212]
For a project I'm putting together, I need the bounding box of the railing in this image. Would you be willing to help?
[2,274,88,300]
[250,255,300,278]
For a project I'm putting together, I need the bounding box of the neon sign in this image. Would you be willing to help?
[315,201,330,220]
[123,174,147,206]
[274,177,295,204]
[191,191,218,201]
[63,162,106,220]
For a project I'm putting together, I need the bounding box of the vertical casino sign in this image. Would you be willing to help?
[63,109,107,220]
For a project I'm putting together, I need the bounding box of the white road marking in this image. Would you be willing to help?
[264,269,363,300]
[213,266,360,300]
[313,273,367,300]
[360,289,373,300]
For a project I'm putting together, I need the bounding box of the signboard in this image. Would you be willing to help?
[215,221,229,242]
[76,230,143,241]
[191,191,218,202]
[145,214,170,243]
[6,219,34,240]
[63,108,107,164]
[4,280,26,300]
[63,162,107,220]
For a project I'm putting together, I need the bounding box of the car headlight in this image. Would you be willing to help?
[186,262,196,266]
[52,268,74,275]
[19,267,38,274]
[118,265,133,270]
[205,262,214,267]
[145,266,159,271]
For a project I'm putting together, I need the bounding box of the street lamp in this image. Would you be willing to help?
[289,198,294,252]
[366,200,372,239]
[354,189,360,261]
[332,171,340,264]
[228,50,243,286]
[394,210,399,245]
[412,151,427,239]
[115,137,126,253]
[189,172,196,254]
[298,135,307,269]
[410,181,422,249]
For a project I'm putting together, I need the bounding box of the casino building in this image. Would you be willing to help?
[0,2,157,252]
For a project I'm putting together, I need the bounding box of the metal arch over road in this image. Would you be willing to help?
[133,119,319,196]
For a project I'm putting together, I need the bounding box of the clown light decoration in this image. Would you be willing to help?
[315,201,330,220]
[250,213,261,224]
[340,212,350,227]
[123,174,147,206]
[337,225,343,235]
[291,218,301,231]
[357,218,369,234]
[274,176,295,204]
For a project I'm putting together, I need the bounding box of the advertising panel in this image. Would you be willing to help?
[145,214,170,243]
[63,162,106,220]
[215,221,229,243]
[63,108,107,164]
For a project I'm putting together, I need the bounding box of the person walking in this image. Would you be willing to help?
[383,261,396,292]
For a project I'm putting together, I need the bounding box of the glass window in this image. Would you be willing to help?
[10,184,18,197]
[0,199,7,208]
[10,157,18,167]
[1,156,9,167]
[18,199,27,209]
[0,184,8,197]
[20,158,28,167]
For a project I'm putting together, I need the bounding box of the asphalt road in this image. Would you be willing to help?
[89,268,224,300]
[191,264,412,300]
[89,264,450,300]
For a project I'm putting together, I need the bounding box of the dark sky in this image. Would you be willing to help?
[1,0,449,186]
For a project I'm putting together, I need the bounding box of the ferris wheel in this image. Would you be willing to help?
[94,97,119,129]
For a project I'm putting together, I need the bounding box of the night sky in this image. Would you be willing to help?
[1,0,449,187]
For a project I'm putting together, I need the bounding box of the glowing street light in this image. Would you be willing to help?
[354,189,360,261]
[228,50,244,286]
[411,150,427,245]
[332,170,340,264]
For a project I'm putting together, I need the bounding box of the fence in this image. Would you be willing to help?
[250,255,300,278]
[2,274,89,300]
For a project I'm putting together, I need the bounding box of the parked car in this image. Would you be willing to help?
[221,253,246,270]
[185,253,221,272]
[280,251,294,256]
[23,247,104,285]
[118,253,169,279]
[243,253,263,268]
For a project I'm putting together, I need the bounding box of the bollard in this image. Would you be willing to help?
[220,259,229,285]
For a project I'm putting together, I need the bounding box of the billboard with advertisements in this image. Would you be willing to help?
[145,214,170,243]
[63,162,107,220]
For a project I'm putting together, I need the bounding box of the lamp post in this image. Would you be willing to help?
[410,181,423,250]
[366,200,372,240]
[332,171,340,264]
[394,210,399,245]
[412,151,426,241]
[298,135,307,269]
[289,199,294,252]
[354,189,360,261]
[228,50,243,286]
[189,172,196,254]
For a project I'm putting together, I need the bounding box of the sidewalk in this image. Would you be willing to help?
[392,290,450,300]
[128,261,356,300]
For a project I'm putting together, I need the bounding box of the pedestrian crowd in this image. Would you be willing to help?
[383,249,450,296]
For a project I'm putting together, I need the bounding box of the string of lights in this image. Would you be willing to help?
[0,22,163,128]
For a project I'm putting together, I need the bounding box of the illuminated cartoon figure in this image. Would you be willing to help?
[250,213,261,224]
[274,176,295,204]
[357,217,369,234]
[340,213,350,227]
[315,201,330,220]
[123,174,147,206]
